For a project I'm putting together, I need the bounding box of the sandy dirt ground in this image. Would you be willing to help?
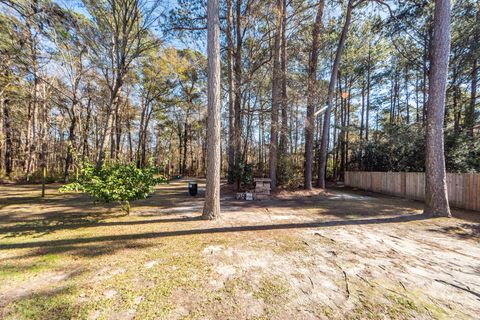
[0,180,479,319]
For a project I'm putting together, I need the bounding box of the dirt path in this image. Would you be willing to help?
[0,181,479,319]
[192,185,480,319]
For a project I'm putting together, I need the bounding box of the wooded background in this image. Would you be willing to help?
[0,0,478,188]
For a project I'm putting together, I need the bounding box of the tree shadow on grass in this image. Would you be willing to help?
[0,264,86,317]
[3,183,478,240]
[2,286,77,318]
[1,185,421,239]
[0,186,447,239]
[0,213,428,251]
[0,216,204,239]
[434,279,480,301]
[0,208,123,238]
[427,223,480,240]
[1,240,155,262]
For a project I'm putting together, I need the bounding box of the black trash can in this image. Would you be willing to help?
[188,181,198,196]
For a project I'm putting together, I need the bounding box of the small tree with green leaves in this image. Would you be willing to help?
[60,162,167,214]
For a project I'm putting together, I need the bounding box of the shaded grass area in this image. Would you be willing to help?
[0,182,478,319]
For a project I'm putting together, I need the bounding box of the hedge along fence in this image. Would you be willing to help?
[344,171,480,212]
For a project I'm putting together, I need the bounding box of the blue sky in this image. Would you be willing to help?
[52,0,203,50]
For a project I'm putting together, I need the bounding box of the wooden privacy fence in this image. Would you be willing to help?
[344,171,480,212]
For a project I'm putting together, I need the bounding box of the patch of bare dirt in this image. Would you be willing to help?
[274,187,329,199]
[0,266,83,309]
[194,187,480,319]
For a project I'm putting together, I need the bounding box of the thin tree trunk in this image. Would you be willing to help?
[127,118,133,162]
[396,71,401,122]
[318,0,353,188]
[389,78,393,122]
[422,37,428,124]
[137,99,147,167]
[183,114,189,174]
[453,85,460,133]
[360,81,365,141]
[115,101,122,159]
[416,67,420,123]
[3,97,12,177]
[64,106,77,183]
[140,109,153,167]
[365,48,371,141]
[294,102,299,157]
[82,97,92,161]
[345,86,351,174]
[259,101,265,175]
[332,82,340,181]
[233,0,243,190]
[40,84,47,197]
[226,0,235,181]
[279,0,288,156]
[405,67,410,124]
[466,59,477,137]
[242,92,253,161]
[96,86,120,169]
[304,0,325,189]
[424,0,451,217]
[339,76,345,180]
[269,0,283,191]
[203,0,221,220]
[451,69,461,134]
[26,64,39,181]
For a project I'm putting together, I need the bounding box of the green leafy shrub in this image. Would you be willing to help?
[227,161,254,188]
[445,129,480,173]
[349,124,426,172]
[349,124,480,173]
[277,155,295,186]
[60,163,167,214]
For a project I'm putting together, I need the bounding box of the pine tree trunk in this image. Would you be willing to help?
[360,82,365,141]
[137,99,147,167]
[3,97,12,177]
[365,48,371,141]
[269,0,283,191]
[279,0,288,156]
[97,83,121,169]
[405,68,410,124]
[294,102,299,157]
[242,92,253,162]
[202,0,221,220]
[332,83,340,181]
[424,0,451,217]
[318,0,353,188]
[64,107,77,183]
[233,0,243,190]
[40,84,48,197]
[339,76,346,180]
[345,87,351,174]
[115,102,122,159]
[183,114,189,174]
[97,101,113,169]
[81,96,91,161]
[422,35,429,124]
[127,119,133,162]
[304,0,325,189]
[466,59,477,137]
[26,63,39,181]
[226,0,235,182]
